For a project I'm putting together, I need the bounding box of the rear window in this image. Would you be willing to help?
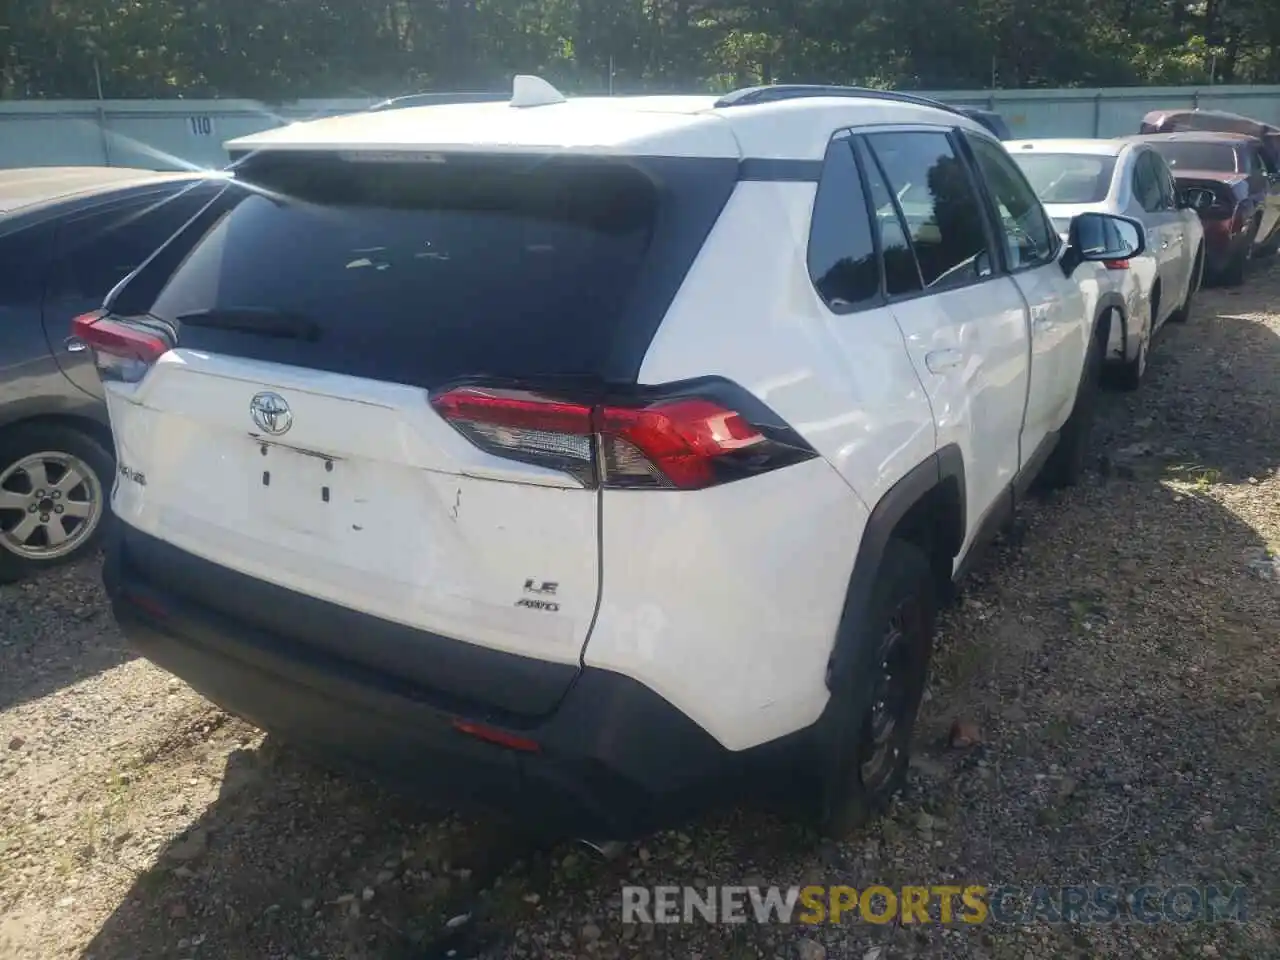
[1011,154,1117,204]
[1148,142,1240,173]
[120,151,735,387]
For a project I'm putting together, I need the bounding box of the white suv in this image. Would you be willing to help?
[80,78,1144,840]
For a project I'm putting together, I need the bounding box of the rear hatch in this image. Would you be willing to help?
[91,148,737,716]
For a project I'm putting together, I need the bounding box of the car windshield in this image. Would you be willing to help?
[1011,154,1117,204]
[1148,141,1240,173]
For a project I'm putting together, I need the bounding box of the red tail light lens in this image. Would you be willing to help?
[598,398,765,489]
[70,311,170,384]
[1103,259,1130,270]
[430,387,596,484]
[431,381,814,491]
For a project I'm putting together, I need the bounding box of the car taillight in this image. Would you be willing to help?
[70,311,170,384]
[431,381,815,491]
[1103,259,1130,270]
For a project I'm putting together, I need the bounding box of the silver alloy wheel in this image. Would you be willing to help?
[0,451,103,561]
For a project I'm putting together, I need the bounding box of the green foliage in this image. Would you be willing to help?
[2,0,1279,99]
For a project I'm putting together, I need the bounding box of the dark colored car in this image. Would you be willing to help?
[0,167,226,582]
[954,106,1013,141]
[1140,108,1280,169]
[1125,132,1280,285]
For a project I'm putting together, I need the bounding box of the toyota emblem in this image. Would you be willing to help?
[249,391,293,436]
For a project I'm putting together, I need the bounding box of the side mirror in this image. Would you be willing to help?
[1182,187,1217,212]
[1061,212,1146,277]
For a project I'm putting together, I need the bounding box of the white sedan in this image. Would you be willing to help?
[1008,138,1205,388]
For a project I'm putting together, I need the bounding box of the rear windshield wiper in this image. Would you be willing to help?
[174,307,321,342]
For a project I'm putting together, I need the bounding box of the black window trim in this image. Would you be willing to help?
[951,127,1061,279]
[847,125,1008,305]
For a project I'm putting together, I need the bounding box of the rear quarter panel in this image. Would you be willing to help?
[589,179,935,751]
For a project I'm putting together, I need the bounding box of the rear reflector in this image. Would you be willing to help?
[431,381,814,491]
[1103,259,1130,271]
[70,311,170,383]
[451,719,541,753]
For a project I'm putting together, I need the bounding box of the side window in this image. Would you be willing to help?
[0,222,55,306]
[854,138,923,297]
[1149,154,1177,210]
[1248,148,1267,176]
[1133,153,1163,213]
[49,186,215,302]
[806,138,879,312]
[864,131,993,292]
[965,134,1058,270]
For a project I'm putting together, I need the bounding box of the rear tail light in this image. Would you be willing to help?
[431,380,816,491]
[70,311,171,384]
[1102,259,1129,270]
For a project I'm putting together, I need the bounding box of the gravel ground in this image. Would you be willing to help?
[2,264,1278,960]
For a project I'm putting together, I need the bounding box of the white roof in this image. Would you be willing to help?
[226,80,989,163]
[0,166,206,217]
[1005,138,1130,157]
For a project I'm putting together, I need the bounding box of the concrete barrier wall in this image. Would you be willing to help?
[3,85,1280,170]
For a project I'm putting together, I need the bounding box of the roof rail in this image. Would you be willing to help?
[367,92,509,112]
[712,84,968,120]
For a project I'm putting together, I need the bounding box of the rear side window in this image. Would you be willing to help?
[807,138,879,312]
[864,131,993,292]
[1149,153,1177,210]
[0,221,54,306]
[129,152,736,388]
[48,185,217,302]
[1133,152,1164,213]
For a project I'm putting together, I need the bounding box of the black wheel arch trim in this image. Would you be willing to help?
[1094,291,1127,354]
[824,444,964,694]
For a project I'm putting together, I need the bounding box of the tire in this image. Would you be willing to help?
[1113,307,1148,392]
[1168,247,1202,324]
[1220,220,1258,288]
[1256,228,1280,258]
[1038,320,1104,490]
[819,538,936,837]
[0,424,114,584]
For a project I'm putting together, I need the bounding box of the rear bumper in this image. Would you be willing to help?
[103,524,798,839]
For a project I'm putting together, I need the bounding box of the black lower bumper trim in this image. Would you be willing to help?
[103,524,804,839]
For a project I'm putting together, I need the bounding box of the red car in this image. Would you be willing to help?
[1125,131,1280,285]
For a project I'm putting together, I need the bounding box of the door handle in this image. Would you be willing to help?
[924,348,963,374]
[64,337,87,353]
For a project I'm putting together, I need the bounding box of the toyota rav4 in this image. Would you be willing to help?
[81,78,1144,840]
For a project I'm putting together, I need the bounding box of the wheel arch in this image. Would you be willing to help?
[825,445,965,693]
[0,403,114,457]
[1094,291,1126,361]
